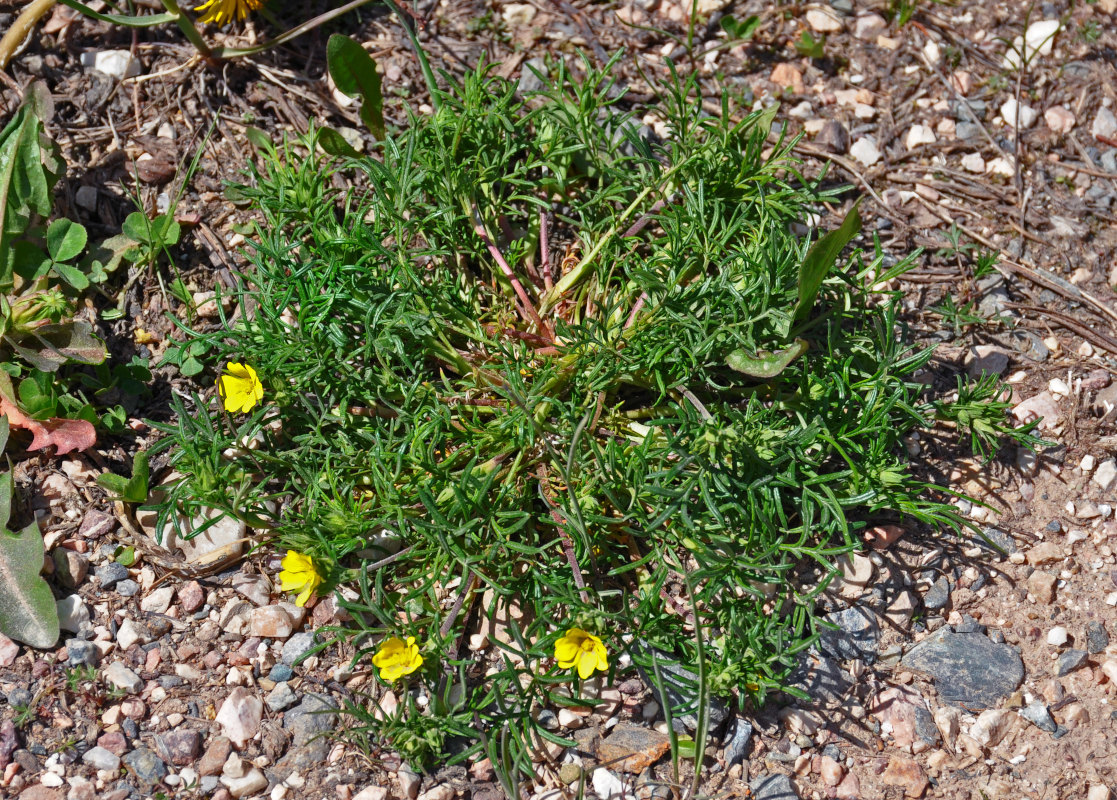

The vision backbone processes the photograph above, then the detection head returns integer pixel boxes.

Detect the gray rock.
[82,746,121,771]
[815,120,850,154]
[976,526,1018,556]
[122,748,167,785]
[914,706,941,746]
[955,121,981,140]
[281,632,319,666]
[818,606,880,663]
[104,661,143,694]
[1021,701,1057,733]
[923,577,951,610]
[518,58,548,96]
[95,562,129,588]
[163,729,202,765]
[1056,649,1088,676]
[116,579,140,597]
[724,717,753,766]
[901,630,1023,709]
[632,641,729,733]
[750,773,798,800]
[1102,149,1117,174]
[269,664,294,682]
[1086,621,1109,654]
[266,682,299,713]
[283,693,338,746]
[66,639,100,666]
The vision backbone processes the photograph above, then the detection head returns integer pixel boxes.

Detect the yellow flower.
[554,628,609,680]
[217,362,263,413]
[371,636,424,682]
[193,0,266,24]
[277,550,322,607]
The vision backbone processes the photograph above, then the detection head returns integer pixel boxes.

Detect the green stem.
[382,0,440,110]
[152,0,212,56]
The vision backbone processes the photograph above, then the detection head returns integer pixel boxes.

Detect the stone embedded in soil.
[158,507,247,563]
[854,12,886,40]
[1086,621,1109,654]
[0,634,18,667]
[65,639,99,667]
[835,770,860,800]
[1045,106,1075,134]
[976,526,1018,556]
[923,576,951,610]
[770,63,804,95]
[177,580,205,613]
[53,549,88,588]
[831,553,875,600]
[750,774,798,800]
[724,717,753,766]
[140,586,175,614]
[122,748,168,785]
[222,768,269,799]
[881,756,928,798]
[1020,701,1057,733]
[104,662,143,694]
[596,722,671,773]
[1027,570,1057,604]
[870,685,926,749]
[1092,108,1117,140]
[94,562,129,588]
[815,120,851,154]
[850,137,882,167]
[284,693,338,746]
[198,737,233,776]
[970,709,1015,747]
[266,682,299,712]
[818,606,880,663]
[216,688,263,748]
[905,125,936,150]
[17,787,63,800]
[966,345,1010,378]
[820,755,844,786]
[81,746,120,772]
[1026,541,1062,565]
[281,632,319,666]
[1046,626,1068,646]
[1056,649,1088,676]
[901,630,1023,709]
[57,595,90,634]
[250,606,298,639]
[163,729,203,765]
[1094,460,1117,492]
[805,7,843,32]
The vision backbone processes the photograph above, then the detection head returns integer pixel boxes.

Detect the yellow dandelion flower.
[554,627,609,680]
[371,636,424,682]
[193,0,266,25]
[277,550,322,607]
[217,362,263,414]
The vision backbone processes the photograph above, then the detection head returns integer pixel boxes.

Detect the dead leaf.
[0,396,96,456]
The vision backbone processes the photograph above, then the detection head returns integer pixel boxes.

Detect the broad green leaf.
[793,200,862,322]
[327,34,386,139]
[0,416,8,455]
[120,211,151,243]
[244,126,272,151]
[726,338,809,379]
[10,321,106,371]
[0,472,60,648]
[52,259,90,291]
[114,545,136,566]
[721,14,760,40]
[97,451,149,504]
[46,218,87,263]
[318,127,362,158]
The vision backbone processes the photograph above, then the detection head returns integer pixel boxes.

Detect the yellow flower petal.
[217,363,263,413]
[577,653,596,680]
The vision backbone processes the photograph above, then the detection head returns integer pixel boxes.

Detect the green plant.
[0,418,60,648]
[97,451,151,504]
[154,56,1036,776]
[795,30,826,58]
[1079,20,1101,43]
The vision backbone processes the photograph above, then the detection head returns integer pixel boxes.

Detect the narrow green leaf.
[327,34,386,139]
[0,416,8,456]
[793,200,862,322]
